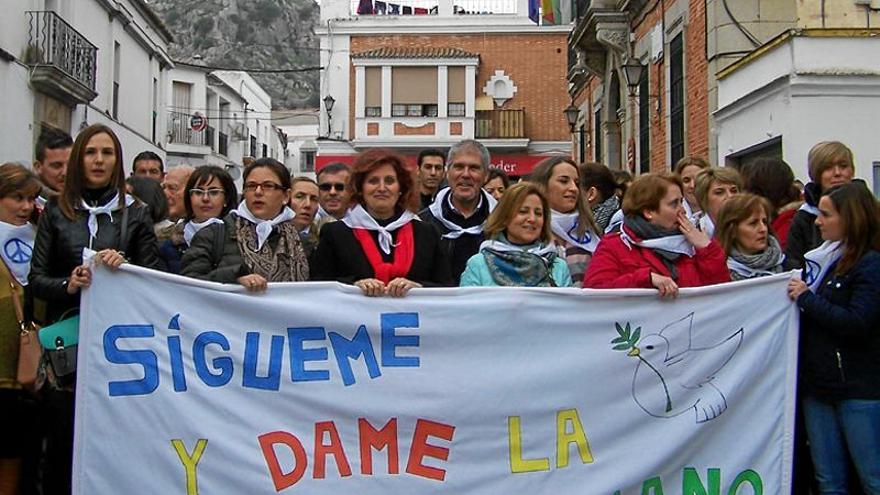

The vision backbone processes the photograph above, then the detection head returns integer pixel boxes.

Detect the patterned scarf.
[591,195,620,232]
[727,236,785,281]
[480,235,559,287]
[235,216,309,282]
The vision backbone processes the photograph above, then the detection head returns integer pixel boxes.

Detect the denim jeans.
[802,395,880,495]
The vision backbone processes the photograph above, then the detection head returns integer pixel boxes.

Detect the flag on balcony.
[559,0,572,23]
[528,0,539,23]
[414,7,428,14]
[375,1,387,14]
[541,0,555,23]
[357,0,374,14]
[388,3,400,14]
[402,5,412,14]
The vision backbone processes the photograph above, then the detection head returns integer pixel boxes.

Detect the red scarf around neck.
[351,223,415,284]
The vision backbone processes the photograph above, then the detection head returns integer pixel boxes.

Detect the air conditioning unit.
[229,122,248,141]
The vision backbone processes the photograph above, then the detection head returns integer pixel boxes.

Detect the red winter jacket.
[583,226,731,289]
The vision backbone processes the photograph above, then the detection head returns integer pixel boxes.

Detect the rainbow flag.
[541,0,555,23]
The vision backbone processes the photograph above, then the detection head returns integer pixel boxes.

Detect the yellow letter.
[172,439,208,495]
[507,416,550,473]
[556,408,593,468]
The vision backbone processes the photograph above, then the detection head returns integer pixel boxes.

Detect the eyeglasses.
[319,183,346,192]
[243,181,285,192]
[190,188,225,199]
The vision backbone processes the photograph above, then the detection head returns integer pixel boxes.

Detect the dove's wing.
[670,329,743,388]
[658,313,695,361]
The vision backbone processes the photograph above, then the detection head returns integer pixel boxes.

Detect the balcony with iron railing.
[26,11,98,104]
[350,0,517,15]
[167,111,208,147]
[475,109,525,139]
[206,126,216,152]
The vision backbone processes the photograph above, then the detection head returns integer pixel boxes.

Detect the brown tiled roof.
[351,47,479,59]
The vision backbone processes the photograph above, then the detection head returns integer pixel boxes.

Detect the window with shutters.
[391,67,438,117]
[670,33,685,167]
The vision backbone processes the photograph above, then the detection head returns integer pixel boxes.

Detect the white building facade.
[274,110,320,179]
[0,0,172,170]
[716,30,880,194]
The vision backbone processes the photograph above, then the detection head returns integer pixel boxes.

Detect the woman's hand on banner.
[787,278,808,300]
[238,274,268,292]
[67,265,92,294]
[96,249,126,269]
[355,278,387,297]
[387,278,422,298]
[651,272,679,298]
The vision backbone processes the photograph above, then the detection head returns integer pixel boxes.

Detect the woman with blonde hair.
[692,167,742,238]
[787,182,880,494]
[529,156,600,287]
[786,141,856,269]
[674,155,710,219]
[715,193,785,280]
[460,182,571,287]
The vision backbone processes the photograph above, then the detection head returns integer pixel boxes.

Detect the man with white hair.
[419,139,497,281]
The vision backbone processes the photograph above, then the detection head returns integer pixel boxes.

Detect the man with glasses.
[316,162,351,221]
[419,140,497,281]
[417,148,446,210]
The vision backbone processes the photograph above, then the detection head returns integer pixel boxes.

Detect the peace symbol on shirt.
[4,238,32,264]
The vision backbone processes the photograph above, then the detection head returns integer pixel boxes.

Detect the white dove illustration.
[627,313,743,423]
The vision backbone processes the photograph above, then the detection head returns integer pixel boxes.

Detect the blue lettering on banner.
[101,312,421,397]
[329,325,382,386]
[104,325,159,396]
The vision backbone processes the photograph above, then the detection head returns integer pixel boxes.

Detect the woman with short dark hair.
[312,149,451,296]
[484,168,510,201]
[787,182,880,494]
[460,182,571,287]
[182,158,308,290]
[584,173,730,296]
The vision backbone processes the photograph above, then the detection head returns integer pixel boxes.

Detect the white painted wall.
[716,35,880,192]
[0,0,170,171]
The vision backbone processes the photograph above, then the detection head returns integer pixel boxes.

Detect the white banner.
[74,265,798,494]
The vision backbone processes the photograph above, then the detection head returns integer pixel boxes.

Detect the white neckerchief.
[315,205,330,223]
[620,227,696,257]
[427,187,498,240]
[799,202,820,216]
[183,218,224,246]
[79,193,134,246]
[342,205,418,255]
[479,239,558,257]
[802,240,843,291]
[605,209,625,234]
[0,221,36,286]
[232,201,295,250]
[550,210,600,253]
[696,212,715,238]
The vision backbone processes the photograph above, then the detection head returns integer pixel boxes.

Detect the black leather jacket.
[28,190,160,323]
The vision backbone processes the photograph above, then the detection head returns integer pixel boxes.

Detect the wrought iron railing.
[475,109,525,139]
[167,111,208,146]
[26,11,97,92]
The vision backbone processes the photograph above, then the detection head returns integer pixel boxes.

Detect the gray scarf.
[623,214,686,280]
[727,236,785,281]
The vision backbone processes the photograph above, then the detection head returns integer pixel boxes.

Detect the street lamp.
[322,95,335,137]
[621,58,644,97]
[563,103,580,133]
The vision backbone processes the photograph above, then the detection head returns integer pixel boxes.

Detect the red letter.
[258,431,307,491]
[358,417,399,475]
[313,421,352,479]
[406,419,455,481]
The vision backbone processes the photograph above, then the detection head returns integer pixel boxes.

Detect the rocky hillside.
[148,0,320,109]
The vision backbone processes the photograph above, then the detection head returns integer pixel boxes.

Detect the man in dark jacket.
[419,140,496,282]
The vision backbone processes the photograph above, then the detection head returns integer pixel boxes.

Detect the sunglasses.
[319,183,346,192]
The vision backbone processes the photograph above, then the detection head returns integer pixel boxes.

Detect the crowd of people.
[0,124,878,494]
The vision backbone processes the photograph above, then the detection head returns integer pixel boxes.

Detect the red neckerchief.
[351,223,415,284]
